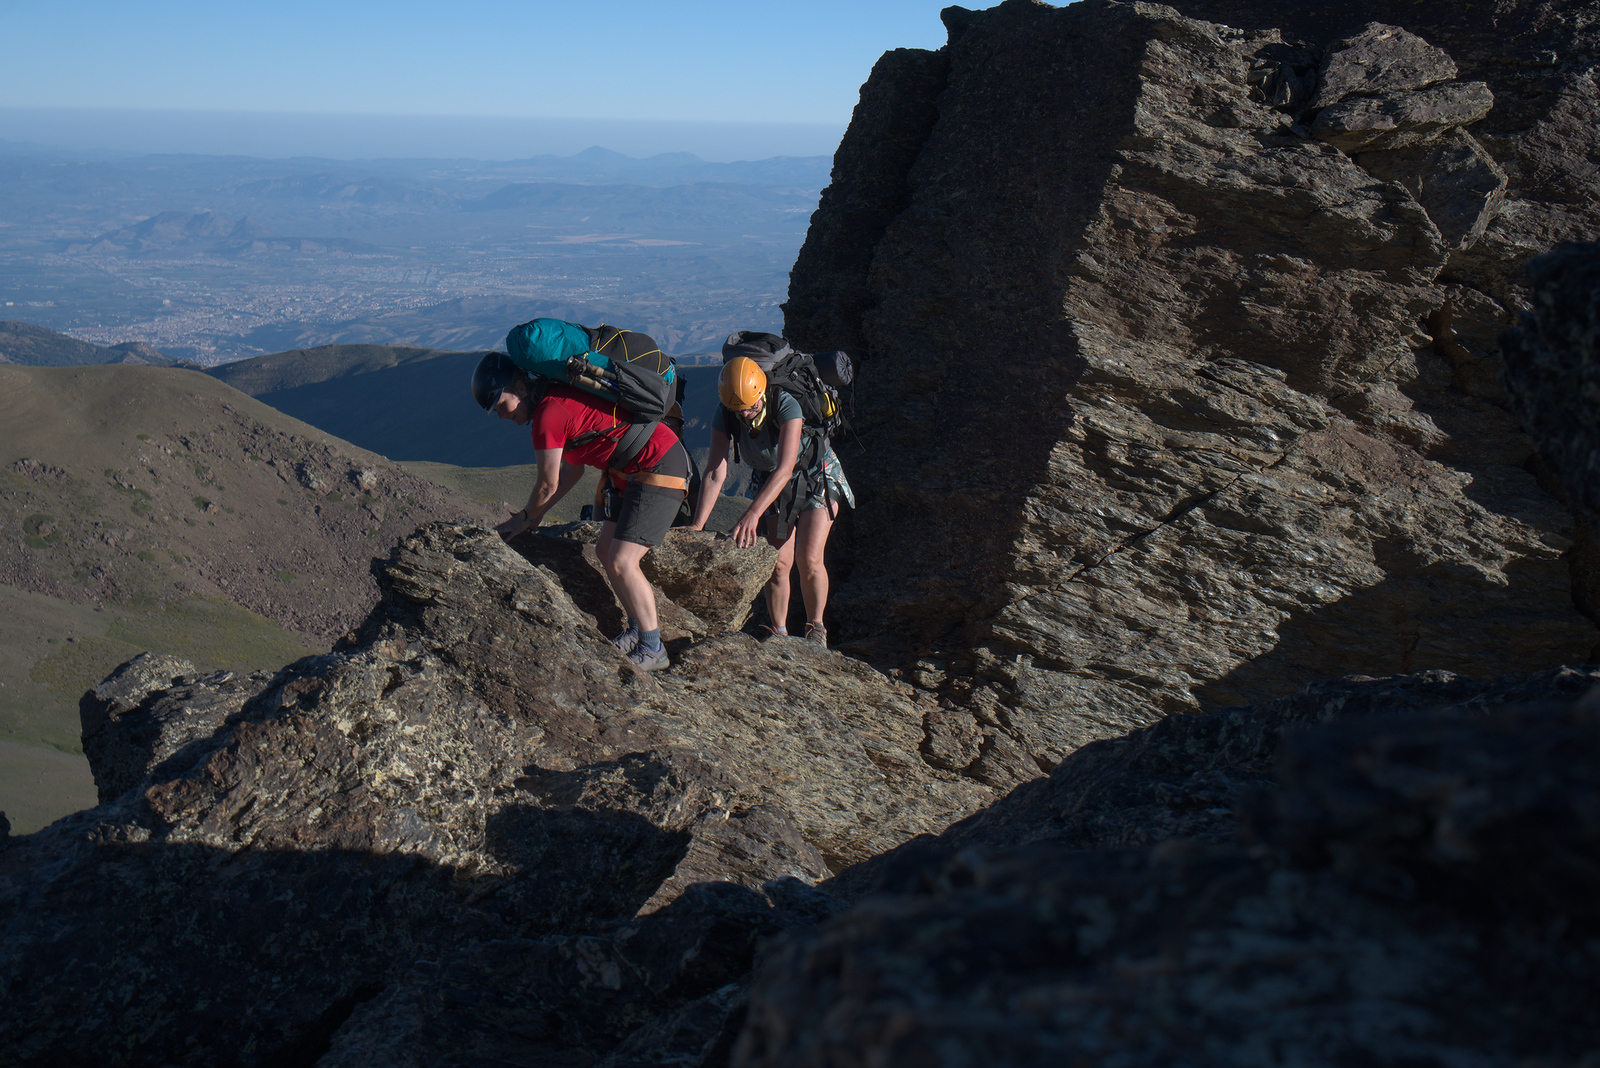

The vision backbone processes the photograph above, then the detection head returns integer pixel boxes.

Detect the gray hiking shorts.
[606,441,689,547]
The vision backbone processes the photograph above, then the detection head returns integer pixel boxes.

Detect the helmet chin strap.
[745,396,768,430]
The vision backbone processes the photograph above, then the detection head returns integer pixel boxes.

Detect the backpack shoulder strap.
[609,420,659,472]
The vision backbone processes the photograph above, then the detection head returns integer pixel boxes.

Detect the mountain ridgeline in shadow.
[0,320,190,367]
[204,341,730,467]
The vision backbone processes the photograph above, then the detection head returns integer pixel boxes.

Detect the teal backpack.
[505,318,678,421]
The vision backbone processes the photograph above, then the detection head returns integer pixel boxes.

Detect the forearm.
[522,461,583,523]
[690,464,728,529]
[745,473,787,518]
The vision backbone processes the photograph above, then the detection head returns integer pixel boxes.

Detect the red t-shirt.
[529,383,677,474]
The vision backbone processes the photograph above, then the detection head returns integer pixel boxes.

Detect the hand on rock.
[732,510,761,548]
[496,513,532,540]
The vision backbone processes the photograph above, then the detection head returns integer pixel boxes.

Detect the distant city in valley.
[0,142,833,364]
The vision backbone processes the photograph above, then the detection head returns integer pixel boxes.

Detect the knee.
[797,541,828,575]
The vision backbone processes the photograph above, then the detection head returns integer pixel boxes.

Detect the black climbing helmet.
[471,351,522,411]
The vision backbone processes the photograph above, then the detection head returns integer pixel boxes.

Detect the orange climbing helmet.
[718,356,767,410]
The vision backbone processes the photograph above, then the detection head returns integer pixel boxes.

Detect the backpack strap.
[568,419,659,472]
[609,419,659,472]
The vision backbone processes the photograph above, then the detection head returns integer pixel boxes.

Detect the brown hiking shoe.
[804,622,828,648]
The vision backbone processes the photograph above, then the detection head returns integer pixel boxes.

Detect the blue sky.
[0,1,963,158]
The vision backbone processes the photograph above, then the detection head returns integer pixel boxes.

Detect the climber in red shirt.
[475,359,688,672]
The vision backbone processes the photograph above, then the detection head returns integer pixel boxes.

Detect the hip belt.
[608,468,688,492]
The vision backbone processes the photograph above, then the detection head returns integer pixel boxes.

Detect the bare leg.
[598,523,659,633]
[765,519,797,632]
[792,505,834,626]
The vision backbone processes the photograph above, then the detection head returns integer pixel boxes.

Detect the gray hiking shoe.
[805,622,828,648]
[611,627,640,655]
[627,641,670,671]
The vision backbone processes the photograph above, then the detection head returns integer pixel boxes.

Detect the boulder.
[79,653,277,804]
[739,666,1600,1067]
[783,0,1597,772]
[1354,129,1508,251]
[1161,0,1600,313]
[513,522,777,638]
[1308,22,1461,109]
[1311,79,1494,152]
[0,524,993,1066]
[642,528,778,630]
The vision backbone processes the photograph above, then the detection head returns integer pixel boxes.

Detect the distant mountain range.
[0,144,814,361]
[0,321,190,367]
[71,210,381,257]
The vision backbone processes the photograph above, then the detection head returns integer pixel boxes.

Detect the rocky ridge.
[2,1,1599,1065]
[0,522,993,1065]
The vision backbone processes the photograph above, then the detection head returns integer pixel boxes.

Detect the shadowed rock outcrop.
[738,666,1600,1067]
[785,0,1599,771]
[0,524,989,1066]
[1501,241,1600,630]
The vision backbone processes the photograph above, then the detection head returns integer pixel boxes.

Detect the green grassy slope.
[0,583,318,834]
[0,363,499,833]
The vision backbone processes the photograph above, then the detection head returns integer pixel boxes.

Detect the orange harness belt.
[609,468,689,492]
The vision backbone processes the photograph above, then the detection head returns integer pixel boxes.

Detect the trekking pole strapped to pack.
[506,317,678,421]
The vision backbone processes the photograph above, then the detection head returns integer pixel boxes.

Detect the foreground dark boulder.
[0,524,989,1066]
[739,666,1600,1067]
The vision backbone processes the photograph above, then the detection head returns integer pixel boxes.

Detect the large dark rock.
[738,667,1600,1067]
[0,524,991,1066]
[1162,0,1600,308]
[1501,241,1600,530]
[828,663,1600,897]
[784,0,1599,772]
[79,653,277,804]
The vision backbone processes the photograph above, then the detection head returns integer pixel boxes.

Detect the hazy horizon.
[0,107,845,165]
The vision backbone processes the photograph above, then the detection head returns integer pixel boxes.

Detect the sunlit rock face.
[786,0,1600,768]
